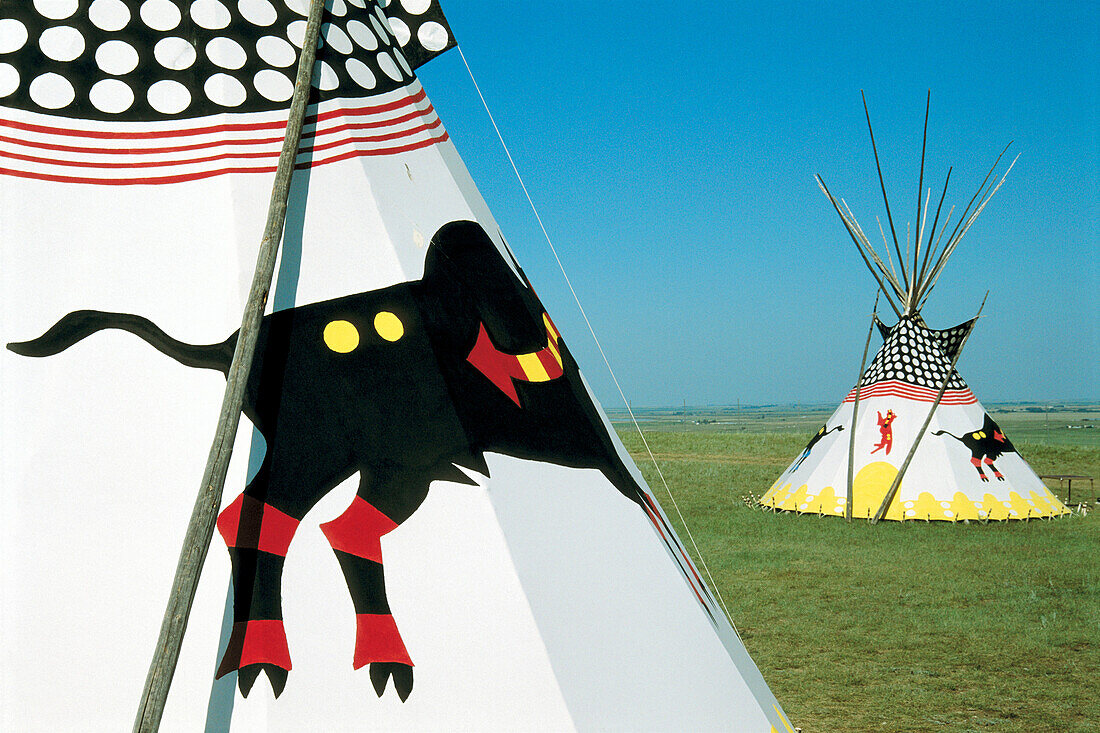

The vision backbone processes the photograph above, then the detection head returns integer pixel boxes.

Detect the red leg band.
[217,619,292,677]
[320,497,398,563]
[353,614,413,668]
[217,494,300,556]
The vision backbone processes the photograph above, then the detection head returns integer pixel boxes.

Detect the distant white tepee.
[761,94,1068,522]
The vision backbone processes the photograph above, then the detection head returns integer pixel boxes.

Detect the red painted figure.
[871,409,896,454]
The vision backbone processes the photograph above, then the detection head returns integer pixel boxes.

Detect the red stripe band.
[639,494,711,611]
[0,117,444,171]
[843,380,977,405]
[0,89,430,141]
[0,131,449,186]
[0,105,439,157]
[0,86,449,185]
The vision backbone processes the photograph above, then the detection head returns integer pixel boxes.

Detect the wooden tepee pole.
[871,293,988,523]
[915,145,1015,310]
[133,1,326,729]
[913,166,953,294]
[816,175,903,318]
[846,292,880,521]
[862,91,909,296]
[912,91,931,305]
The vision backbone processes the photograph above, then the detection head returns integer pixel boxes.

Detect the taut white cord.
[456,46,740,637]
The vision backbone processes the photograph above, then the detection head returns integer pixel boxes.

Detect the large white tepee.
[0,1,792,730]
[761,96,1068,523]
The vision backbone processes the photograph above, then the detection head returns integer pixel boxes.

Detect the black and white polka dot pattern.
[860,315,974,391]
[0,0,455,121]
[378,0,455,69]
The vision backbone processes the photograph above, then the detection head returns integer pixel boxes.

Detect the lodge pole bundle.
[816,92,1016,322]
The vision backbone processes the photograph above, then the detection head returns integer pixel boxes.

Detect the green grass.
[616,428,1100,732]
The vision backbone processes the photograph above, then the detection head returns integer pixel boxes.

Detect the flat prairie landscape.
[613,403,1099,732]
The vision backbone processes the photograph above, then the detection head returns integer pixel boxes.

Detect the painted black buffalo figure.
[933,414,1017,482]
[7,220,684,701]
[790,423,844,472]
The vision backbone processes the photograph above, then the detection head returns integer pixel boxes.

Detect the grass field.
[614,406,1099,732]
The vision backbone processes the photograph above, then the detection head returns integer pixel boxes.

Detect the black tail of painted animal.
[930,429,961,441]
[6,310,234,373]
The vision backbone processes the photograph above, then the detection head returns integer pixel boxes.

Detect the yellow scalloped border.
[760,474,1070,521]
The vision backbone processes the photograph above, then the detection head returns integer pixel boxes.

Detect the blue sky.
[417,1,1098,407]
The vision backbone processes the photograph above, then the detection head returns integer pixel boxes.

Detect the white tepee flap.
[0,2,790,730]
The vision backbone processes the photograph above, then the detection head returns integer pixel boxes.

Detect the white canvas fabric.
[762,316,1067,521]
[1,2,791,730]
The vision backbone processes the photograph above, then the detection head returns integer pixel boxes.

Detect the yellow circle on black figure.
[374,311,404,342]
[323,320,360,353]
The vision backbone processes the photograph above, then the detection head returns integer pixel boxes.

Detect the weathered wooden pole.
[846,292,880,521]
[133,1,326,729]
[871,293,987,524]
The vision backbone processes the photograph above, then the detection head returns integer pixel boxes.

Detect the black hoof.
[237,664,288,698]
[369,662,414,702]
